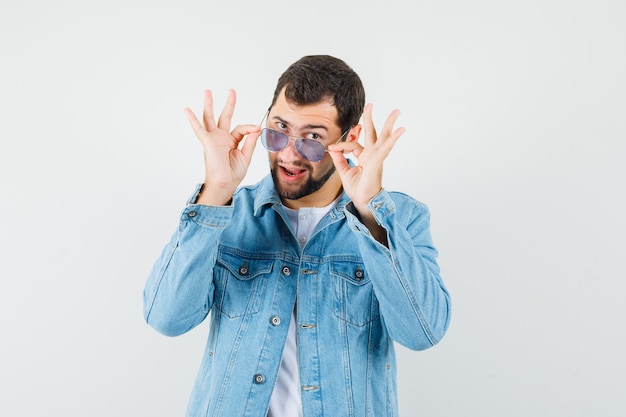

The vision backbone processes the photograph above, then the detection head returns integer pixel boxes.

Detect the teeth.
[284,167,302,176]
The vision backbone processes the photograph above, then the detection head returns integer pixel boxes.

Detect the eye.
[305,132,322,141]
[276,122,288,132]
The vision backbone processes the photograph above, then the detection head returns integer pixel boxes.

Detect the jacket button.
[270,316,281,326]
[254,374,265,384]
[354,269,364,280]
[281,266,291,276]
[238,266,249,275]
[187,210,197,218]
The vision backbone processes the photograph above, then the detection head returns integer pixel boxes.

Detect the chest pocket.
[214,251,272,318]
[331,262,380,326]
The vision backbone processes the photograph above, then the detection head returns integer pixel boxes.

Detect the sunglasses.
[259,112,350,162]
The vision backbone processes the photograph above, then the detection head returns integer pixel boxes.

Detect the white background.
[1,0,624,416]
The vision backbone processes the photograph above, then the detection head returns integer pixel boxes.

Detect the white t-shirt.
[266,200,338,417]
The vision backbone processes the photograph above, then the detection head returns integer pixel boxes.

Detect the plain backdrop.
[1,1,624,416]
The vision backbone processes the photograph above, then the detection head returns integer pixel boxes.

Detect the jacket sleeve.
[344,190,451,351]
[143,191,234,337]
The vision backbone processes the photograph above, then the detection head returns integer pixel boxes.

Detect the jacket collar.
[253,174,351,217]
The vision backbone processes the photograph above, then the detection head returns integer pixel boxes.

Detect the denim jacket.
[143,175,451,417]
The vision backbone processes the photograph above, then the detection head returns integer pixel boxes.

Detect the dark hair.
[270,55,365,132]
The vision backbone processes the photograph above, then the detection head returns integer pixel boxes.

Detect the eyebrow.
[271,116,329,133]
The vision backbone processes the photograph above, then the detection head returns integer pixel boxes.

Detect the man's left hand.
[328,103,405,244]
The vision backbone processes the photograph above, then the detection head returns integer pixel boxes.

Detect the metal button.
[354,269,364,280]
[254,374,265,384]
[187,210,197,218]
[281,266,291,276]
[270,316,281,326]
[238,266,249,275]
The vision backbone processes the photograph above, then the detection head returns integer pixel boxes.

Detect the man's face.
[267,89,346,209]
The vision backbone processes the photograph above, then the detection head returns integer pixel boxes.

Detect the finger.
[240,130,261,164]
[217,89,236,131]
[379,109,402,143]
[231,124,261,144]
[362,103,377,147]
[328,149,352,177]
[375,127,405,161]
[328,141,364,157]
[184,107,206,138]
[202,90,217,130]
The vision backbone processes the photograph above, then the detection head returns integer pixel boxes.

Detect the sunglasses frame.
[259,110,350,162]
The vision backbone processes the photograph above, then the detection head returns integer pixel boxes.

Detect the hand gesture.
[184,89,261,206]
[328,103,405,213]
[327,104,404,245]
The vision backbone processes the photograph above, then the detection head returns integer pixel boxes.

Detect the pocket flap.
[217,251,274,281]
[330,262,368,285]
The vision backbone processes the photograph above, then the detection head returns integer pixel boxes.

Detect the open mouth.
[279,165,308,181]
[283,166,306,177]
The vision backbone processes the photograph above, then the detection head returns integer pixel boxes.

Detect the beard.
[270,160,337,201]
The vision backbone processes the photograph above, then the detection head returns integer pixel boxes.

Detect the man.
[144,55,451,417]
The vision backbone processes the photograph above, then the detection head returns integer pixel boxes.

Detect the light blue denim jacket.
[144,175,451,417]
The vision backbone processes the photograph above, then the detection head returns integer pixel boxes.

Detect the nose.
[277,137,303,162]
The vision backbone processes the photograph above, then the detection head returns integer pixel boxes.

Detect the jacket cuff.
[344,189,396,235]
[367,189,396,223]
[186,184,205,205]
[181,184,234,227]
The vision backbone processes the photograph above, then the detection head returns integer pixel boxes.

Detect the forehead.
[269,89,340,132]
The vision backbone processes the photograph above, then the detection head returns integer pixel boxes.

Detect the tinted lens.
[296,139,326,162]
[261,128,327,162]
[261,129,289,151]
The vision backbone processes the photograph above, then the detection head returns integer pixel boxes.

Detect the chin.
[271,165,336,201]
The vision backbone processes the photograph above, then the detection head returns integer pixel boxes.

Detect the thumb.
[240,130,261,164]
[328,150,351,177]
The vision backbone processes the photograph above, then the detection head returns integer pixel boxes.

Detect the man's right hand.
[184,89,261,206]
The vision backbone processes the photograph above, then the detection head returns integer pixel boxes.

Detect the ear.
[345,124,362,143]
